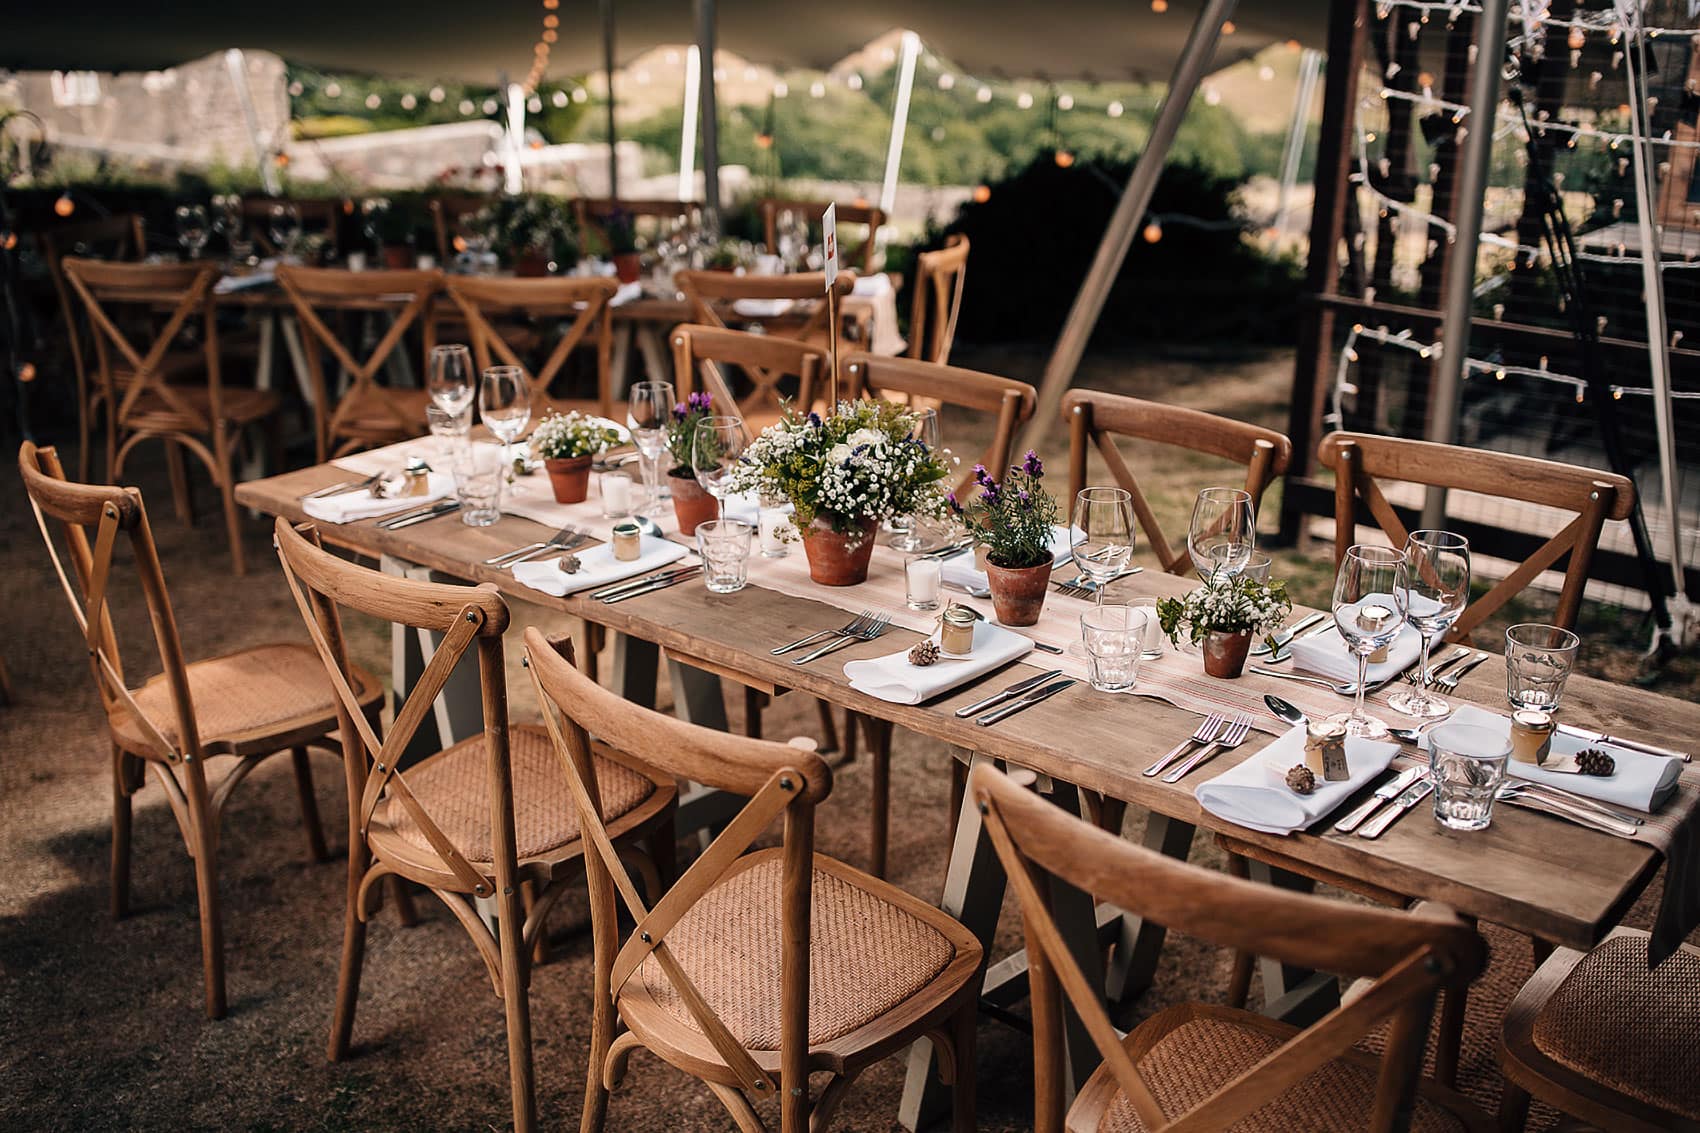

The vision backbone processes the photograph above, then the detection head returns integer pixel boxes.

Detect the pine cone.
[556,553,582,575]
[908,640,940,667]
[1576,747,1615,776]
[1285,765,1317,794]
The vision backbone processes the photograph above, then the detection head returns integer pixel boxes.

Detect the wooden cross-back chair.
[575,197,700,245]
[19,442,381,1019]
[970,763,1492,1133]
[39,214,146,482]
[1063,389,1294,577]
[1318,431,1636,639]
[676,272,853,419]
[273,520,675,1133]
[63,257,280,575]
[670,323,829,421]
[445,274,620,419]
[758,198,885,273]
[276,265,443,461]
[524,628,982,1133]
[427,193,490,262]
[242,196,341,258]
[907,235,970,365]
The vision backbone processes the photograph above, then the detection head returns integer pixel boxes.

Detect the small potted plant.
[1156,573,1292,678]
[530,411,622,504]
[603,210,642,284]
[704,238,746,272]
[729,401,948,586]
[478,194,579,276]
[950,453,1058,626]
[664,391,723,535]
[363,195,426,268]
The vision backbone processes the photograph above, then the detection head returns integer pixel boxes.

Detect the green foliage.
[1156,575,1292,647]
[476,193,579,267]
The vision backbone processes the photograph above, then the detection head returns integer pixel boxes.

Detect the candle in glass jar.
[601,473,633,517]
[906,556,942,609]
[758,508,790,556]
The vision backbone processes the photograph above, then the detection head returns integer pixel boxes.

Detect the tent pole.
[679,46,701,204]
[1273,48,1322,235]
[224,49,280,196]
[880,30,922,217]
[601,0,618,201]
[1020,0,1238,455]
[504,82,526,195]
[695,0,721,225]
[1419,0,1508,530]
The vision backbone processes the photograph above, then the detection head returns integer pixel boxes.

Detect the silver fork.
[1163,714,1253,783]
[773,610,875,656]
[1434,651,1491,691]
[486,525,589,567]
[1054,567,1143,599]
[792,612,891,664]
[1144,713,1225,777]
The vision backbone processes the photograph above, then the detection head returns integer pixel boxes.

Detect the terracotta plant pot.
[613,251,642,284]
[984,559,1051,627]
[544,455,593,504]
[381,244,413,269]
[801,517,878,586]
[669,472,719,536]
[1203,630,1253,679]
[513,250,549,277]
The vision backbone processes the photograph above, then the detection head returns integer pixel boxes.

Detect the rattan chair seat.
[333,387,433,439]
[124,386,281,431]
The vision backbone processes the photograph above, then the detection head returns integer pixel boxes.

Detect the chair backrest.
[61,257,222,435]
[1062,389,1294,577]
[845,352,1036,497]
[670,324,828,423]
[524,626,831,1104]
[427,193,490,262]
[242,196,341,257]
[758,198,885,272]
[1317,431,1636,639]
[676,271,853,413]
[276,265,443,461]
[575,197,700,245]
[444,275,620,418]
[907,235,970,364]
[969,763,1484,1133]
[274,517,516,901]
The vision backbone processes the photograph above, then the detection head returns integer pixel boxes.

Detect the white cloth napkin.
[1290,606,1426,683]
[510,536,688,598]
[851,274,893,298]
[940,526,1073,591]
[609,281,644,307]
[302,473,454,524]
[1445,705,1681,812]
[1195,725,1401,835]
[214,267,277,294]
[732,297,795,318]
[844,620,1034,705]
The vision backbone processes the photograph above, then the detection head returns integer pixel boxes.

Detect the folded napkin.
[851,273,893,298]
[1445,705,1682,812]
[510,536,688,597]
[1290,604,1426,684]
[302,473,453,524]
[941,526,1074,591]
[732,297,795,319]
[214,267,277,294]
[610,281,644,307]
[1195,725,1401,835]
[844,621,1034,705]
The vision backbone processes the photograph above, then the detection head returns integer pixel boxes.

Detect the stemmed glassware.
[174,205,209,260]
[693,415,751,519]
[428,344,476,414]
[1329,544,1407,739]
[478,365,531,474]
[1187,487,1256,581]
[1390,530,1470,719]
[628,380,676,516]
[1070,487,1135,607]
[267,203,302,261]
[889,408,941,552]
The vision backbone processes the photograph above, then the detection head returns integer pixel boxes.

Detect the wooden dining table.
[236,459,1700,1129]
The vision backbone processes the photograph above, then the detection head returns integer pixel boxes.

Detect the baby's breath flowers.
[1156,573,1292,650]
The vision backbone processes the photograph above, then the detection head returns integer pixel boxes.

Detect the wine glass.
[479,365,532,474]
[1070,487,1135,606]
[889,408,941,552]
[1329,544,1407,739]
[629,380,676,516]
[692,415,750,519]
[1188,487,1256,581]
[1389,530,1470,719]
[428,344,476,415]
[267,202,302,260]
[174,205,209,260]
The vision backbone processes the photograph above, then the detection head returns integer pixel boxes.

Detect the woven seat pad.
[1096,1016,1468,1133]
[1530,934,1700,1118]
[126,385,279,428]
[385,726,654,864]
[636,854,955,1050]
[110,642,357,754]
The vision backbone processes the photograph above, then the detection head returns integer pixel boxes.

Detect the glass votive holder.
[905,554,943,611]
[426,401,472,440]
[1505,623,1580,711]
[758,501,793,557]
[1242,550,1273,584]
[599,470,635,518]
[696,519,752,594]
[1128,595,1166,660]
[1080,604,1150,692]
[450,444,503,527]
[1427,722,1512,831]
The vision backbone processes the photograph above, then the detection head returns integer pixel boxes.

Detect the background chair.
[274,521,674,1133]
[242,196,341,259]
[906,235,970,365]
[970,762,1491,1133]
[427,193,489,263]
[525,627,982,1133]
[758,198,885,273]
[20,442,380,1019]
[575,197,700,247]
[445,274,620,419]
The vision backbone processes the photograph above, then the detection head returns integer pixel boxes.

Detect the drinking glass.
[479,365,532,473]
[1505,624,1580,710]
[1188,487,1256,581]
[905,554,943,611]
[757,496,792,557]
[1427,722,1512,831]
[1389,530,1470,719]
[174,204,209,260]
[628,380,676,515]
[1080,604,1150,692]
[428,344,476,415]
[696,519,753,593]
[1241,550,1273,584]
[693,415,750,519]
[1329,544,1407,739]
[267,202,302,259]
[451,445,504,526]
[425,402,472,441]
[889,408,941,552]
[1070,487,1135,606]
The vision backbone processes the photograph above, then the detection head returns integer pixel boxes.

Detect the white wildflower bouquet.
[727,401,949,533]
[1156,573,1292,649]
[530,411,621,461]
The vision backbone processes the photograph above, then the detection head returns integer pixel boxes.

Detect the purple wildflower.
[973,463,991,486]
[1023,450,1043,477]
[671,402,688,420]
[946,491,961,513]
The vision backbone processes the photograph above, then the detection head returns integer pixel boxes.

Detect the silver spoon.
[1263,694,1445,745]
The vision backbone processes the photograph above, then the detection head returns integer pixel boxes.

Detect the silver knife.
[381,501,461,529]
[1269,617,1337,662]
[955,669,1064,718]
[600,568,702,603]
[1556,724,1690,763]
[1252,611,1327,656]
[590,566,697,600]
[1334,766,1425,833]
[1357,779,1434,839]
[975,678,1076,726]
[920,540,974,560]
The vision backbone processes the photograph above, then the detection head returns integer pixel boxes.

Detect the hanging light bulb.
[755,133,773,150]
[54,192,75,217]
[552,90,568,108]
[1017,91,1034,109]
[1142,219,1162,243]
[847,73,864,91]
[1054,150,1075,168]
[1150,0,1167,10]
[973,184,992,203]
[1107,100,1124,118]
[1057,92,1073,110]
[976,86,992,103]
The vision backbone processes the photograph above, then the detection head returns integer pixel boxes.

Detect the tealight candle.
[758,508,790,557]
[1357,602,1394,663]
[601,472,634,517]
[906,556,942,610]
